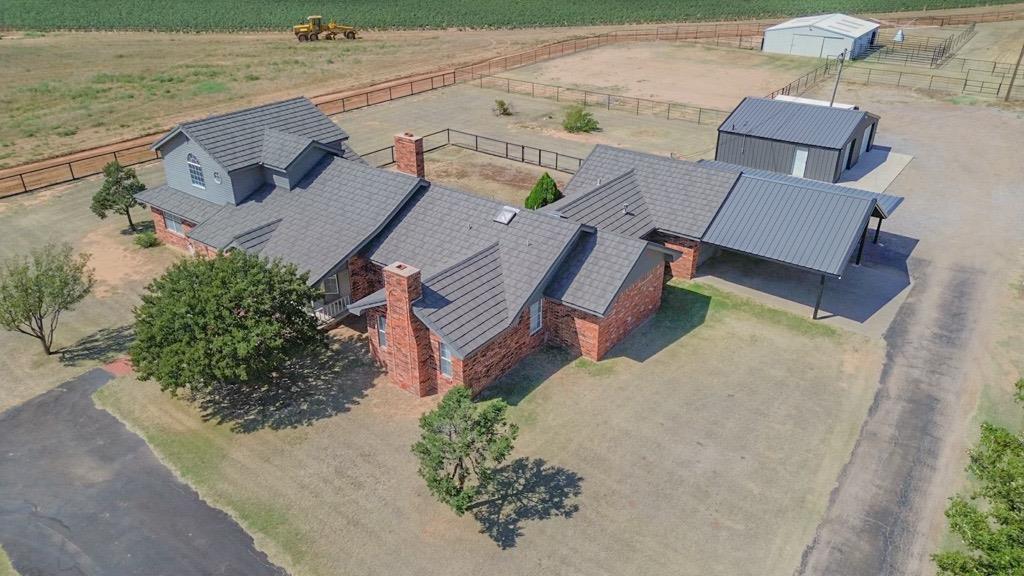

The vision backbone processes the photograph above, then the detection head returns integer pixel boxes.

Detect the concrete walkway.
[0,369,286,576]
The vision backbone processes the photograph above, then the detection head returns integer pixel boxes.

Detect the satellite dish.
[893,29,905,43]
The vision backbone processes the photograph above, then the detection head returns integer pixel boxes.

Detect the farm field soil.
[500,42,818,110]
[0,162,178,413]
[96,282,882,576]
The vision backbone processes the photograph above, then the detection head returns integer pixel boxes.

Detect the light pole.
[830,49,848,107]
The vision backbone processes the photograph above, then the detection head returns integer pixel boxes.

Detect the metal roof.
[134,184,225,224]
[187,156,423,285]
[703,173,876,277]
[765,13,879,38]
[154,97,348,172]
[719,97,872,149]
[699,160,903,218]
[555,145,739,238]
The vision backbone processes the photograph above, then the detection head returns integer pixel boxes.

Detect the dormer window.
[187,153,206,189]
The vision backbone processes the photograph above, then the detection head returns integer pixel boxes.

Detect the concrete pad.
[837,145,914,192]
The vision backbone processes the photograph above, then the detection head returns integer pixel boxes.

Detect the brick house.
[136,97,903,397]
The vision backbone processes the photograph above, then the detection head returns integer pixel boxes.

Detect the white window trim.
[187,153,206,189]
[164,213,185,236]
[438,342,453,378]
[323,276,339,295]
[376,315,388,348]
[529,300,543,334]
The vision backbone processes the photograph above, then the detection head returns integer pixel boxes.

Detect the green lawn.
[0,546,16,576]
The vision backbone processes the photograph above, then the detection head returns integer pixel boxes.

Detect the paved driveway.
[0,369,286,576]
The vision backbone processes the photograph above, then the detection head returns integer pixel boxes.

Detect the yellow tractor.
[292,16,357,42]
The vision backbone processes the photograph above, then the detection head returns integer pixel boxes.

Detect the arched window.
[187,153,205,188]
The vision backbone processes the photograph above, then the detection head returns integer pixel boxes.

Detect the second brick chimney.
[382,262,435,396]
[394,132,425,177]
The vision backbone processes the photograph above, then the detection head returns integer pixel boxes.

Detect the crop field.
[1,0,1021,31]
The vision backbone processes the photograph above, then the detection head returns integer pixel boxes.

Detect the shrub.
[562,105,599,133]
[493,99,513,116]
[525,172,562,210]
[134,231,160,248]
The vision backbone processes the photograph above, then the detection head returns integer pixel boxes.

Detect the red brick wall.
[349,255,383,301]
[458,307,546,395]
[394,133,425,178]
[648,231,700,280]
[151,207,194,251]
[380,263,435,397]
[545,263,663,360]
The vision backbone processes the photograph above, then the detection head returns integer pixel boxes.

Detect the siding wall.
[716,133,840,182]
[762,27,862,58]
[159,134,235,205]
[230,165,265,204]
[833,115,880,180]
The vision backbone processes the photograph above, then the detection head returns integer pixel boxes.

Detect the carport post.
[856,225,868,265]
[873,216,883,244]
[813,275,826,320]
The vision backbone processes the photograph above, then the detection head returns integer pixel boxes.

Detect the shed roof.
[186,155,422,285]
[719,97,874,149]
[702,173,876,277]
[153,97,348,172]
[765,13,879,38]
[554,145,739,238]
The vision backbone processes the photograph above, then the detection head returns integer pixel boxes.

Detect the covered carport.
[700,169,903,319]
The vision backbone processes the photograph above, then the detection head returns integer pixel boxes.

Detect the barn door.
[860,124,873,155]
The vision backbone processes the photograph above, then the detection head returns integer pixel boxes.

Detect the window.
[187,153,205,189]
[376,315,388,348]
[791,147,808,178]
[164,213,184,236]
[439,342,452,377]
[323,276,339,295]
[529,300,543,334]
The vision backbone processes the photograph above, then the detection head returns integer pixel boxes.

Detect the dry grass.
[421,145,571,207]
[96,281,882,576]
[0,162,179,413]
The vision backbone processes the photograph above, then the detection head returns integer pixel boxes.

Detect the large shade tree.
[91,161,145,232]
[0,243,94,355]
[131,250,324,394]
[412,386,518,514]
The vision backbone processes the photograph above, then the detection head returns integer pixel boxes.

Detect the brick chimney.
[382,262,435,396]
[394,132,425,177]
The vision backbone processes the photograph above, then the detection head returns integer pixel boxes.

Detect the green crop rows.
[0,0,1019,31]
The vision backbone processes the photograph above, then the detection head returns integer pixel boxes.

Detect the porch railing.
[312,295,351,326]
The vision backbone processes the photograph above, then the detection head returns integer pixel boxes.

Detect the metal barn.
[762,14,879,59]
[715,97,880,184]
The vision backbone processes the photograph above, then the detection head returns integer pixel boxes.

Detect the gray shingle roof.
[360,183,583,356]
[187,156,422,285]
[260,128,314,170]
[703,173,876,277]
[556,145,739,238]
[551,171,654,237]
[545,230,654,316]
[134,184,224,224]
[699,159,903,218]
[718,97,871,149]
[157,97,348,172]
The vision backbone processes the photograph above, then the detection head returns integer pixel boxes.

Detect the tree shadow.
[197,333,380,433]
[470,457,583,549]
[476,346,575,406]
[59,325,134,366]
[119,219,155,235]
[605,282,710,362]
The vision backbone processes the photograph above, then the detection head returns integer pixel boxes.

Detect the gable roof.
[699,160,903,218]
[702,173,876,277]
[153,97,348,172]
[186,155,422,285]
[554,145,739,239]
[765,13,879,38]
[260,128,315,170]
[719,97,873,149]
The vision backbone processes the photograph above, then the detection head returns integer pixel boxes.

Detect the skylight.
[493,206,519,225]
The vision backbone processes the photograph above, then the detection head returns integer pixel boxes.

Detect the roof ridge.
[181,97,308,129]
[421,241,501,285]
[738,172,876,204]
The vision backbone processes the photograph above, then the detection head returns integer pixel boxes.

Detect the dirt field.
[500,42,817,110]
[947,20,1024,61]
[0,162,179,413]
[96,281,882,576]
[421,146,571,207]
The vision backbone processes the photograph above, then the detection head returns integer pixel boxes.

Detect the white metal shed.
[762,14,879,59]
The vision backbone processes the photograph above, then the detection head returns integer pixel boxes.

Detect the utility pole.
[830,49,848,106]
[1004,42,1024,102]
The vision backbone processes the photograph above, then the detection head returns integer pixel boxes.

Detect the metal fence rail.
[841,64,1014,97]
[766,59,836,99]
[471,74,730,125]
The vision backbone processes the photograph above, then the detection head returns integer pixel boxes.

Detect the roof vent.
[622,202,631,215]
[493,206,519,225]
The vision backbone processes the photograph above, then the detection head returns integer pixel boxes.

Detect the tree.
[562,104,599,133]
[92,161,145,232]
[525,172,563,210]
[130,250,324,395]
[0,243,94,355]
[933,379,1024,575]
[412,386,518,514]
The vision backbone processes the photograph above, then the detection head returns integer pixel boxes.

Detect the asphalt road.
[0,368,287,576]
